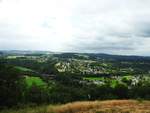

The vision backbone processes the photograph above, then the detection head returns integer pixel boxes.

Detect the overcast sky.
[0,0,150,55]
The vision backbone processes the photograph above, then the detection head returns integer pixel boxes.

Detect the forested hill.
[53,52,150,61]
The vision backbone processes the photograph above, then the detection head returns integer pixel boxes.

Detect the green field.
[15,66,33,72]
[6,55,25,59]
[110,79,119,88]
[122,75,133,80]
[24,76,46,87]
[84,77,104,81]
[84,77,120,87]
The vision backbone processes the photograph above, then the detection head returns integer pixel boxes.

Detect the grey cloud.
[1,0,150,55]
[67,35,138,53]
[134,21,150,38]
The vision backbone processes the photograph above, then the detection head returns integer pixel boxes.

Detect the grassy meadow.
[24,76,46,87]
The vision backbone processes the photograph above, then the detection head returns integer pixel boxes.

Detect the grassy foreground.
[1,100,150,113]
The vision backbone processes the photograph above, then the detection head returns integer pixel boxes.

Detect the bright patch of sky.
[0,0,150,55]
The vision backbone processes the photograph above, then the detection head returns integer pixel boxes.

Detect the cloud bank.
[0,0,150,55]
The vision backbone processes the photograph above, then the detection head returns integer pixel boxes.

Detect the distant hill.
[53,52,150,61]
[0,50,53,55]
[86,53,150,61]
[1,50,150,61]
[0,51,3,55]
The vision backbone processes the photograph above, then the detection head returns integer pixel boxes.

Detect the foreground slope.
[1,100,150,113]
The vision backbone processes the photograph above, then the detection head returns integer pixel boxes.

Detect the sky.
[0,0,150,55]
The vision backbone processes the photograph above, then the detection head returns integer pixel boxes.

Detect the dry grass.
[49,100,150,113]
[1,100,150,113]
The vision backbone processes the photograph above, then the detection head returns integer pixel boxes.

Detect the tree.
[0,64,23,107]
[114,83,128,99]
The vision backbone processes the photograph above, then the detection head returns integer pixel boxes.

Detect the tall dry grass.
[50,100,150,113]
[1,100,150,113]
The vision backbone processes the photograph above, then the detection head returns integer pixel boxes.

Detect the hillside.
[1,52,150,109]
[1,100,150,113]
